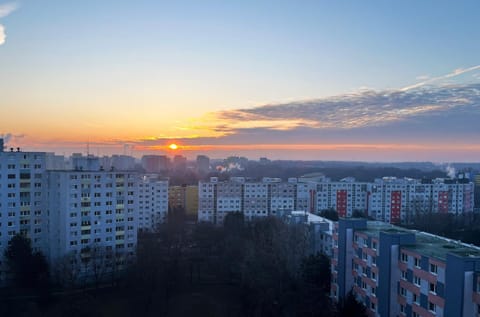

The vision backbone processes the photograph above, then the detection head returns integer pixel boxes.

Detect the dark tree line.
[1,210,367,316]
[405,212,480,246]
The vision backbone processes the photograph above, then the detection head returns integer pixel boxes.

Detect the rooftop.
[403,231,480,261]
[357,220,480,261]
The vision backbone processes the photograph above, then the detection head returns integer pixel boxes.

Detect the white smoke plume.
[445,164,456,179]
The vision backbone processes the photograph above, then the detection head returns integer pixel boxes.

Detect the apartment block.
[332,218,480,317]
[0,149,47,281]
[368,177,474,224]
[314,178,369,217]
[46,170,139,269]
[169,185,198,217]
[198,177,315,224]
[138,175,168,231]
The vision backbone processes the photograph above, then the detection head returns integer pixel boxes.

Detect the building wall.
[139,177,168,231]
[0,151,47,282]
[46,171,139,270]
[334,218,480,317]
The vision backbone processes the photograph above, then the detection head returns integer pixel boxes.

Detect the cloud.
[0,24,5,45]
[197,83,480,138]
[401,64,480,91]
[0,2,19,46]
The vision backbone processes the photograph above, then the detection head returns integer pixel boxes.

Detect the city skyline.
[1,1,480,161]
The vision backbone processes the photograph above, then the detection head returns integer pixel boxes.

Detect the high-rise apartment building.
[314,178,369,217]
[198,177,316,224]
[332,218,480,317]
[368,177,474,224]
[169,185,198,218]
[196,155,210,175]
[138,175,168,231]
[46,171,139,268]
[141,155,162,173]
[198,176,474,225]
[0,148,47,281]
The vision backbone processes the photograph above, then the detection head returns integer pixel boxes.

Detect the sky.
[1,0,480,161]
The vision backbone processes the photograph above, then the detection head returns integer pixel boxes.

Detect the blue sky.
[0,0,479,161]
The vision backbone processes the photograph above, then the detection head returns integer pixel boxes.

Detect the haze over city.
[1,1,479,161]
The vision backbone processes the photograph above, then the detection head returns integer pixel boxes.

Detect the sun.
[168,143,178,150]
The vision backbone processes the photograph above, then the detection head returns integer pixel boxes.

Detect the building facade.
[198,176,474,225]
[332,218,480,317]
[169,185,198,218]
[138,175,168,231]
[46,170,139,269]
[198,177,316,224]
[0,149,47,281]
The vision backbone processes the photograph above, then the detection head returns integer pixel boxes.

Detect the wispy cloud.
[0,2,19,46]
[401,64,480,91]
[195,83,480,137]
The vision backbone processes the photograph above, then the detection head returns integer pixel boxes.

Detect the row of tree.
[1,209,367,316]
[405,212,480,246]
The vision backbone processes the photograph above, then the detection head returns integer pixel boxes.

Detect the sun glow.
[168,143,178,150]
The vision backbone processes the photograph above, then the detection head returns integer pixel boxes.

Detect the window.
[429,302,436,312]
[401,270,407,280]
[430,263,438,274]
[370,302,376,311]
[401,253,408,262]
[429,282,437,293]
[413,293,419,304]
[414,257,420,267]
[400,304,405,313]
[372,271,376,280]
[414,276,421,286]
[400,287,406,296]
[372,241,377,250]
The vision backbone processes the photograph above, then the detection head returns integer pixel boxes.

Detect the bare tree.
[52,251,82,289]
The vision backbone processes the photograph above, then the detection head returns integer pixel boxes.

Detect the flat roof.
[356,221,480,261]
[403,231,480,261]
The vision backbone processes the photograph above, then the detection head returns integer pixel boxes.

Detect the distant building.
[259,157,270,164]
[333,218,480,317]
[198,176,474,225]
[142,155,169,173]
[111,155,136,170]
[196,155,210,175]
[198,177,316,224]
[158,155,170,173]
[168,185,199,218]
[70,154,101,171]
[173,155,187,173]
[138,175,169,231]
[46,153,66,170]
[367,177,474,224]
